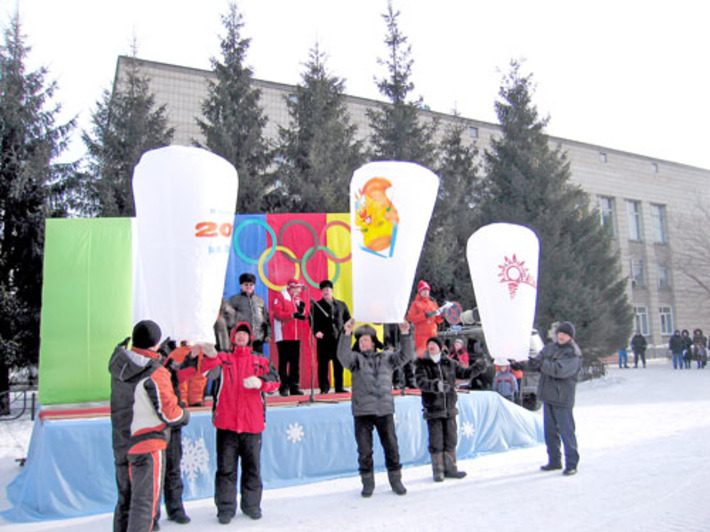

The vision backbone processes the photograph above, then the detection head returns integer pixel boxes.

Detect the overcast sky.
[3,0,709,170]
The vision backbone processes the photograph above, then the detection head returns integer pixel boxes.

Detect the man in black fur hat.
[311,279,351,394]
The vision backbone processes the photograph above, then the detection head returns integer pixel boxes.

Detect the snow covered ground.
[1,358,709,531]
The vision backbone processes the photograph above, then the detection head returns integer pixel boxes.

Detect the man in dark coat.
[337,319,412,497]
[630,332,647,368]
[227,273,271,354]
[415,336,486,481]
[311,279,351,394]
[525,321,581,476]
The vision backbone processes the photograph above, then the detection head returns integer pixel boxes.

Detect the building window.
[597,196,616,237]
[651,162,659,173]
[657,264,671,289]
[659,306,674,335]
[651,204,668,244]
[634,306,649,336]
[288,93,298,103]
[626,200,643,241]
[600,152,608,163]
[468,126,478,139]
[630,258,646,288]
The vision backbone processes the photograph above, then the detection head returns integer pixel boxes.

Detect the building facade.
[116,56,710,350]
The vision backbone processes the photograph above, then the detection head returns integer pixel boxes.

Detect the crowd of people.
[668,328,708,370]
[109,276,583,531]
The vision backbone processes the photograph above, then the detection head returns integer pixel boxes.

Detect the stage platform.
[3,391,543,522]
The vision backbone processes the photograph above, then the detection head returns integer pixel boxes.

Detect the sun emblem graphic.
[498,254,537,299]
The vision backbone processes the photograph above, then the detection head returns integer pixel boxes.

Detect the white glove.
[438,301,453,313]
[195,342,217,358]
[243,376,262,389]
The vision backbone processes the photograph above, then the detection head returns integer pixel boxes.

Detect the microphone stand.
[298,293,337,406]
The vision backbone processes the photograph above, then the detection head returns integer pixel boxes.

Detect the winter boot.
[444,451,467,479]
[360,472,375,498]
[431,452,445,482]
[387,469,407,495]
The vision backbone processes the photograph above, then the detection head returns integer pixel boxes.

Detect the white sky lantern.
[350,161,439,323]
[467,223,539,362]
[133,146,238,344]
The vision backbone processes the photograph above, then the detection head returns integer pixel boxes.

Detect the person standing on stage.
[337,318,413,497]
[311,279,351,394]
[228,273,271,354]
[273,278,309,396]
[403,280,443,388]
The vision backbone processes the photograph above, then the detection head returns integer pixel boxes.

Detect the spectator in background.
[493,361,519,402]
[228,273,271,354]
[669,330,684,370]
[631,332,647,368]
[448,338,469,367]
[681,329,692,369]
[618,347,629,369]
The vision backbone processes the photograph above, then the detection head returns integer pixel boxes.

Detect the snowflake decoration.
[461,421,475,439]
[286,422,305,443]
[498,254,537,299]
[181,435,210,482]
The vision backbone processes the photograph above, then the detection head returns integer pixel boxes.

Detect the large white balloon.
[133,146,238,344]
[467,223,539,361]
[350,161,439,322]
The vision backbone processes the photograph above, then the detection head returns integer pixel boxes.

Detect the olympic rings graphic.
[233,218,277,265]
[258,246,301,292]
[232,217,352,291]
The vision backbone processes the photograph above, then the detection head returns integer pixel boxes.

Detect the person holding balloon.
[273,278,310,396]
[338,318,413,497]
[188,322,280,525]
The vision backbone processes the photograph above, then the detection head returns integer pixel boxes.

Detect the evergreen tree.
[196,2,274,213]
[82,47,174,217]
[0,15,77,407]
[367,1,437,166]
[477,60,632,359]
[418,117,480,308]
[274,44,365,213]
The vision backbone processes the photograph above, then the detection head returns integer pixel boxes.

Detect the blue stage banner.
[3,393,543,522]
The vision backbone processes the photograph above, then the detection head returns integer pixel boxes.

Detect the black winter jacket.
[415,356,485,420]
[526,339,581,409]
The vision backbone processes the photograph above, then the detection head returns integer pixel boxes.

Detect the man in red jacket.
[272,278,310,396]
[198,322,280,525]
[109,320,189,532]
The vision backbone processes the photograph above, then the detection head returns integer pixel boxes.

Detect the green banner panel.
[38,218,133,404]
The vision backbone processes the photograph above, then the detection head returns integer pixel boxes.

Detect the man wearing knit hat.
[109,320,189,531]
[524,321,582,476]
[272,278,310,396]
[402,280,443,388]
[311,279,351,394]
[227,272,271,354]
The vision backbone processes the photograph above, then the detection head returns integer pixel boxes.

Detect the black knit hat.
[319,279,333,290]
[557,321,576,338]
[132,320,162,349]
[239,272,256,284]
[230,321,253,347]
[426,336,443,350]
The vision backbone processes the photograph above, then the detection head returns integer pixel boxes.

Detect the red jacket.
[272,289,310,342]
[201,343,279,434]
[406,294,443,355]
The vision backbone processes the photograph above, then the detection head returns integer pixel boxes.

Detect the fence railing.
[0,389,36,421]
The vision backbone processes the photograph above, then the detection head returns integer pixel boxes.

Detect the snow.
[1,359,709,531]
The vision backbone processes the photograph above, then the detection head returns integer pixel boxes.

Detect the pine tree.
[0,15,77,407]
[82,47,174,217]
[274,44,365,213]
[419,117,480,307]
[478,60,632,359]
[196,2,274,213]
[367,1,437,166]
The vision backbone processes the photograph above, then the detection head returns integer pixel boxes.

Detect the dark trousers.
[426,416,458,453]
[215,428,262,518]
[543,403,579,469]
[252,339,265,355]
[114,449,164,532]
[277,340,301,391]
[316,337,344,392]
[162,427,185,519]
[633,350,646,368]
[393,360,416,388]
[354,414,401,474]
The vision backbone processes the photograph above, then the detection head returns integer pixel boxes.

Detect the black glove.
[178,408,190,427]
[293,312,306,321]
[118,336,130,349]
[425,311,436,318]
[473,358,487,373]
[297,301,306,313]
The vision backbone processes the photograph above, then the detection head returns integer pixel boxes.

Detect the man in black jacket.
[525,321,581,476]
[311,279,351,394]
[228,273,271,354]
[630,332,647,368]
